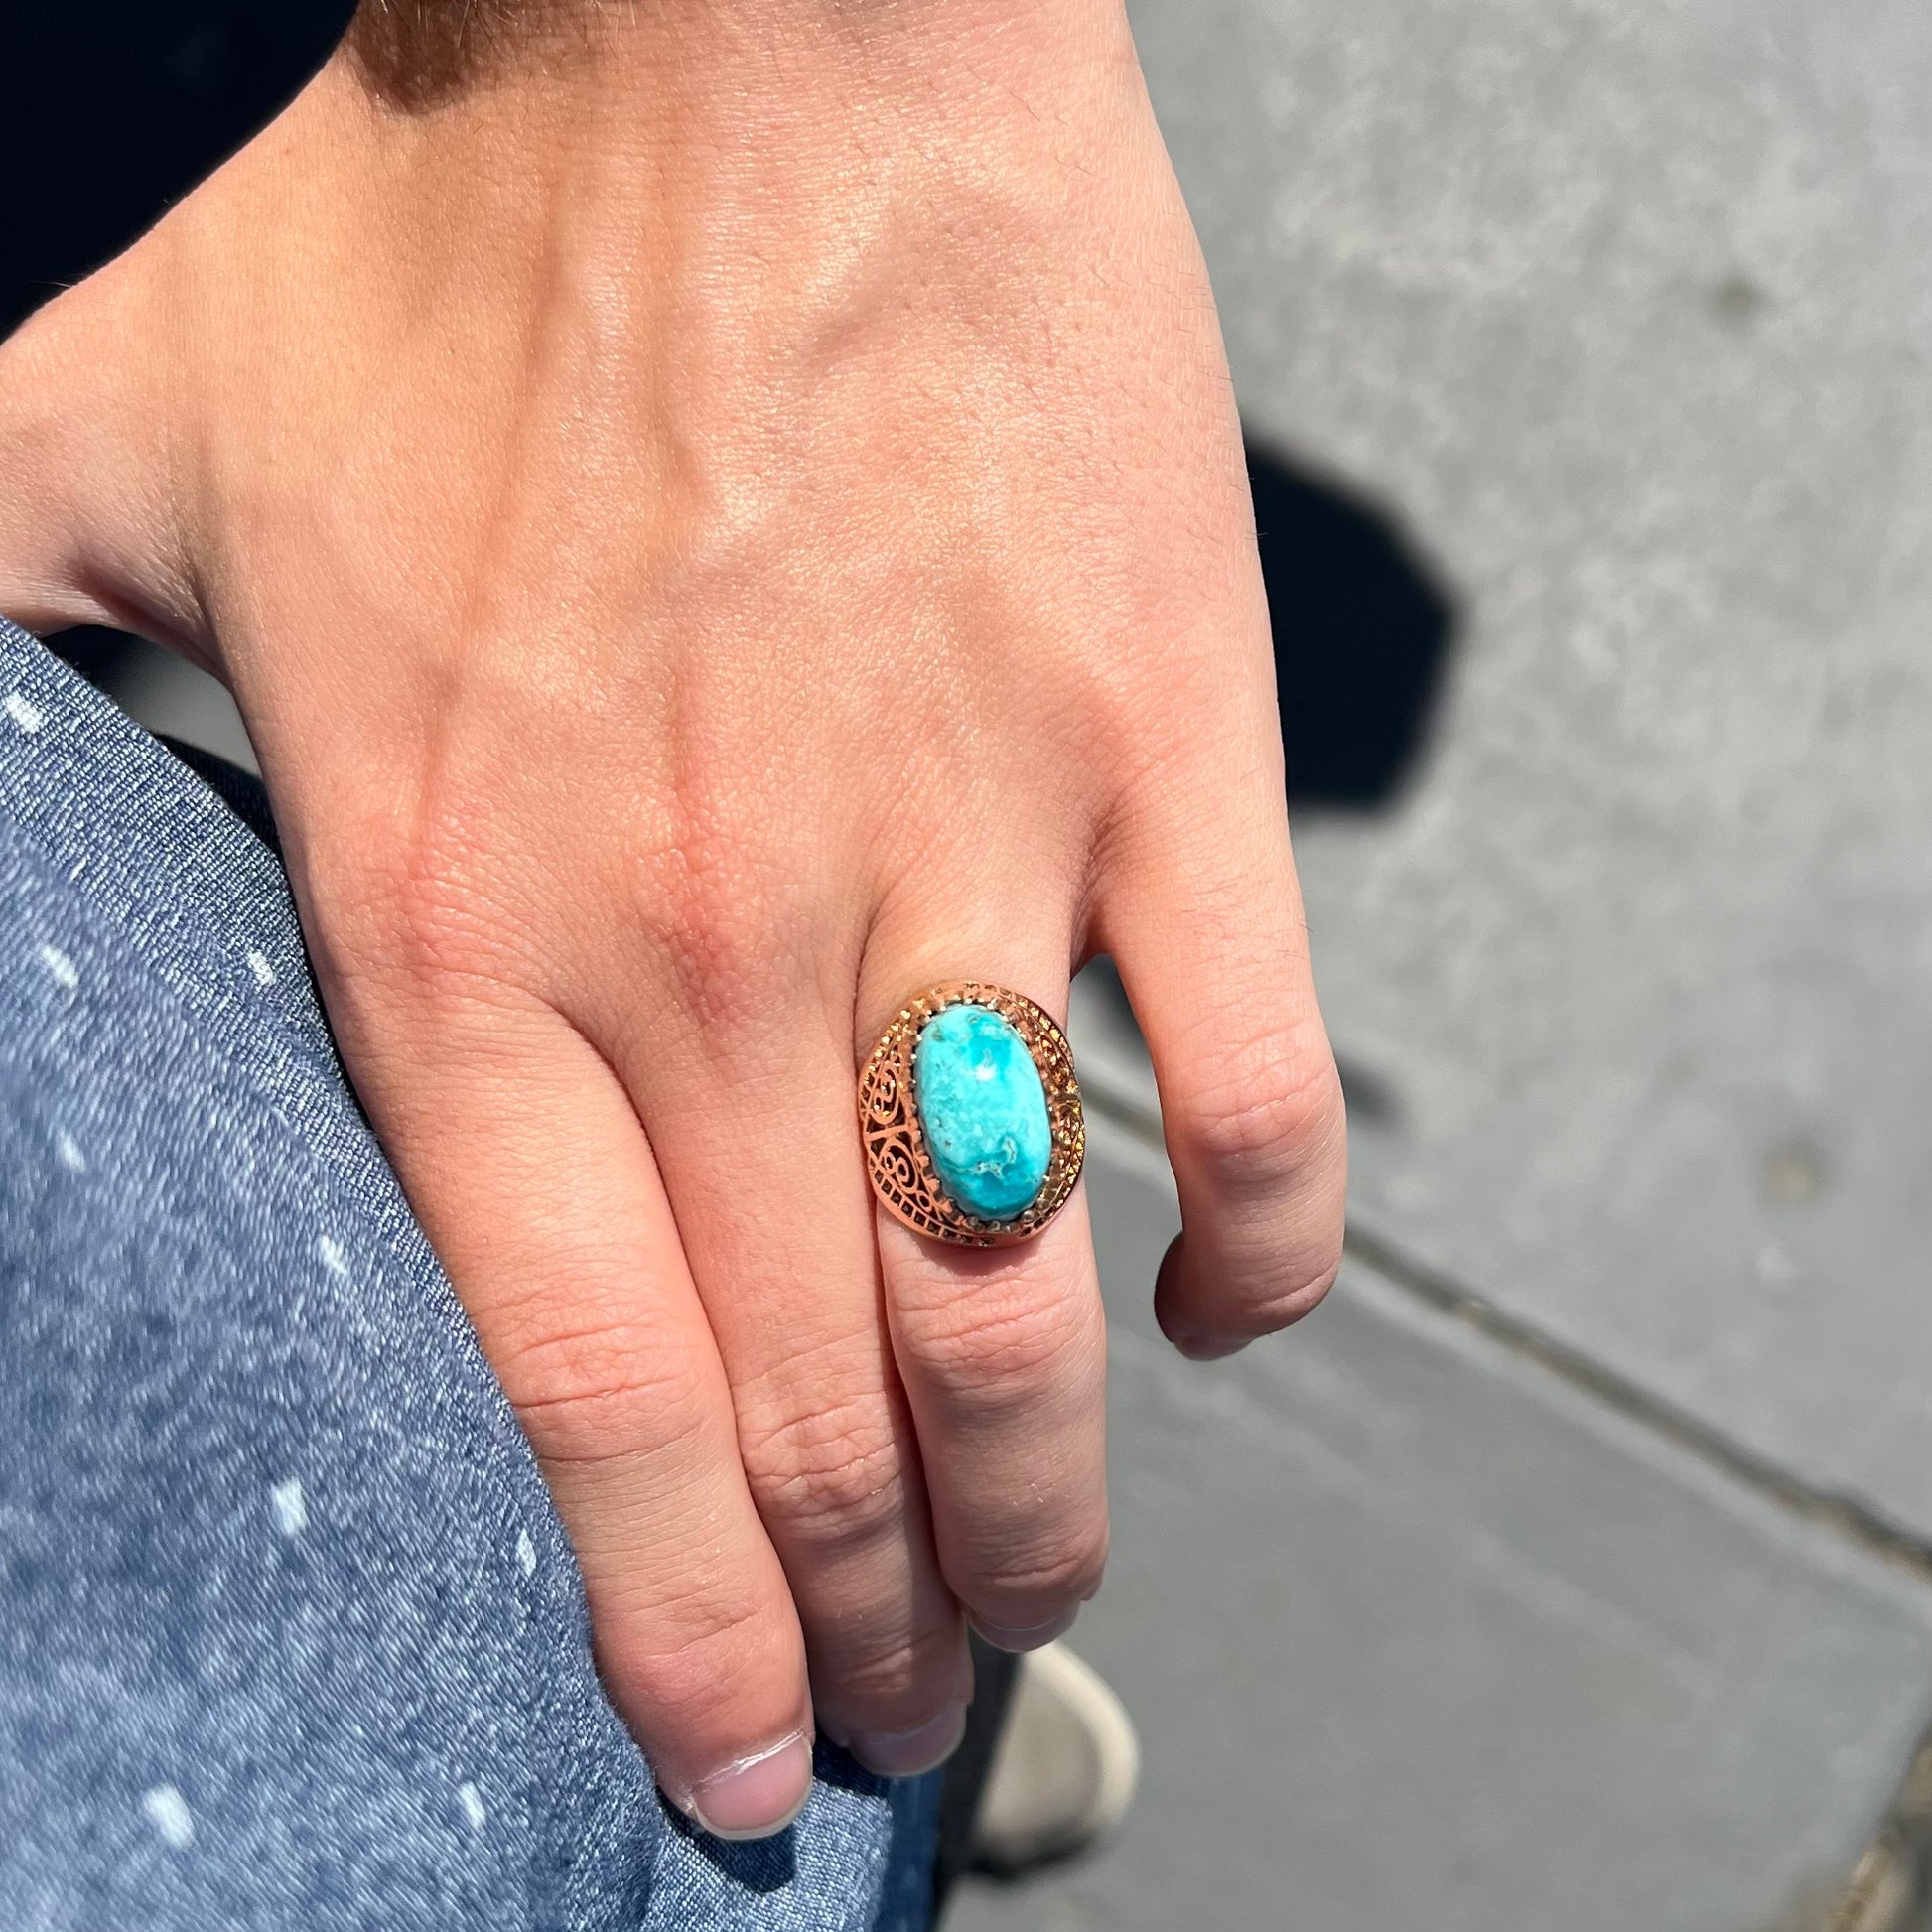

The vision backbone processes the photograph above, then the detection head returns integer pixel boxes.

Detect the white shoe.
[970,1641,1141,1875]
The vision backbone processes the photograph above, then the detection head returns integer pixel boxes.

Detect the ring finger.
[856,909,1110,1652]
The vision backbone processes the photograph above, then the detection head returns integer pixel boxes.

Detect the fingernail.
[850,1704,969,1778]
[972,1607,1078,1653]
[686,1732,814,1841]
[1185,1336,1253,1361]
[1168,1323,1252,1361]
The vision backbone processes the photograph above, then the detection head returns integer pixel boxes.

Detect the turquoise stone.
[913,1003,1052,1222]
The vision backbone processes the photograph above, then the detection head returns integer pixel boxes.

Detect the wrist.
[292,0,1145,346]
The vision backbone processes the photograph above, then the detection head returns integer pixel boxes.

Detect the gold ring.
[860,982,1084,1248]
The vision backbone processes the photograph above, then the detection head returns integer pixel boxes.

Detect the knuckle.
[736,1395,906,1552]
[608,1563,770,1668]
[825,1619,974,1723]
[494,1311,718,1466]
[630,798,810,1036]
[307,799,551,1032]
[897,1284,1098,1423]
[387,831,508,983]
[1173,1023,1344,1194]
[1242,1241,1344,1333]
[602,1581,795,1735]
[967,1524,1111,1623]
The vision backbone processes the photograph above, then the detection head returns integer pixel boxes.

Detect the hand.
[0,0,1345,1837]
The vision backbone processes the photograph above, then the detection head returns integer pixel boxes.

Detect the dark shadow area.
[662,1801,799,1894]
[1248,436,1458,810]
[4,1,353,698]
[43,630,136,687]
[1,0,353,339]
[933,1633,1024,1908]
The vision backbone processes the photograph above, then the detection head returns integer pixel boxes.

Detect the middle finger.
[598,973,974,1776]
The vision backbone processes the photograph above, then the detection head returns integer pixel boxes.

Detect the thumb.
[0,259,205,655]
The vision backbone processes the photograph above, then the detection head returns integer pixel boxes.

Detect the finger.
[336,987,817,1837]
[857,922,1110,1653]
[1104,784,1347,1357]
[598,980,974,1780]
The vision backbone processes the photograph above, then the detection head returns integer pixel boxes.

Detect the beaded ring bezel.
[859,982,1085,1249]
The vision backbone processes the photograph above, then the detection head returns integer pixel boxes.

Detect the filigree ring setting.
[859,983,1084,1249]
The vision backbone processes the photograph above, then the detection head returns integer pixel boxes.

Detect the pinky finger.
[345,995,816,1837]
[1101,799,1346,1356]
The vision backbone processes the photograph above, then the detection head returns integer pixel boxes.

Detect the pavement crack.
[1340,1218,1932,1585]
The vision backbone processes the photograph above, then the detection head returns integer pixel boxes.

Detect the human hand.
[0,0,1345,1838]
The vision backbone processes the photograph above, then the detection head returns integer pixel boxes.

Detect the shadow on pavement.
[1248,437,1459,812]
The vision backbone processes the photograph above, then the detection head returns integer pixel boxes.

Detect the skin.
[0,0,1345,1839]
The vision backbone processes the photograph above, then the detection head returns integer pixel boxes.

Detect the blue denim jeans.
[0,616,939,1931]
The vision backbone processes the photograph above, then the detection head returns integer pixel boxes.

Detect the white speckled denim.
[0,618,939,1932]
